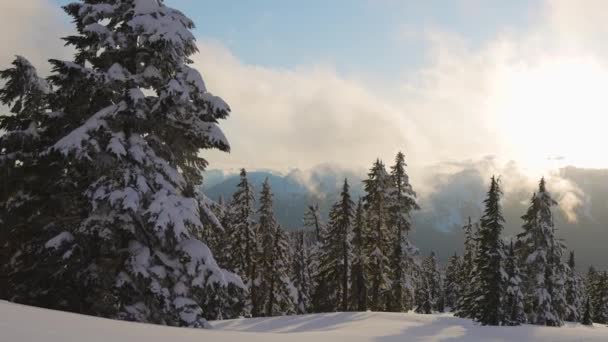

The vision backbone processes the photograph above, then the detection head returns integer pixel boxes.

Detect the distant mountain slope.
[202,165,608,270]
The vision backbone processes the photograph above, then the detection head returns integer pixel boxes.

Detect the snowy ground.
[2,300,607,342]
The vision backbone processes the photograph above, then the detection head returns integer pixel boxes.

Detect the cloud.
[0,0,71,73]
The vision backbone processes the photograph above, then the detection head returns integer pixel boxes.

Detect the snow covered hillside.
[3,301,607,342]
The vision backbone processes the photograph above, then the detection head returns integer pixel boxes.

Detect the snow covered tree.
[387,152,419,312]
[503,241,525,325]
[516,178,564,326]
[471,176,506,325]
[349,198,368,311]
[304,203,324,243]
[592,272,608,324]
[565,251,584,322]
[454,217,478,317]
[257,179,295,316]
[425,251,444,312]
[363,159,392,311]
[314,179,354,312]
[414,266,432,314]
[582,296,593,325]
[586,266,600,322]
[291,230,312,314]
[0,56,66,305]
[3,0,246,327]
[444,253,461,310]
[224,168,258,315]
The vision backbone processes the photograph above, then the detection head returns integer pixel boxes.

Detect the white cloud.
[0,0,71,73]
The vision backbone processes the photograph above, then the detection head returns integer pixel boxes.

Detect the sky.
[3,0,608,224]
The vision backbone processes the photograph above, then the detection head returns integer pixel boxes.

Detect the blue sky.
[54,0,538,80]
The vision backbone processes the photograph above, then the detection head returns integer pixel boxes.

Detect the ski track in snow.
[2,300,607,341]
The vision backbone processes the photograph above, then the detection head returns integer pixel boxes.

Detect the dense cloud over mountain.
[204,162,607,270]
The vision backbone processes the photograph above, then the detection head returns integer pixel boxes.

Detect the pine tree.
[291,230,312,314]
[349,199,368,311]
[444,253,461,310]
[363,159,392,311]
[454,217,477,317]
[387,152,419,312]
[224,168,259,316]
[582,296,593,325]
[565,251,583,322]
[503,241,525,325]
[425,251,444,312]
[414,265,432,314]
[0,56,68,305]
[3,1,245,327]
[267,226,297,316]
[593,272,608,324]
[257,179,295,316]
[471,176,505,325]
[314,179,354,312]
[517,178,564,326]
[586,266,600,321]
[304,203,324,243]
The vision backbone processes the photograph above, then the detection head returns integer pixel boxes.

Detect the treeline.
[208,153,421,316]
[211,166,607,327]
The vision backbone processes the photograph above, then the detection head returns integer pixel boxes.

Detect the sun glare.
[490,57,608,175]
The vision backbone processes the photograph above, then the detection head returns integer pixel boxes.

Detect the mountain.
[202,164,608,270]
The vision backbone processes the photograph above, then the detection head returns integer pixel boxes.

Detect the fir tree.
[387,152,419,312]
[363,159,392,311]
[225,169,258,316]
[454,217,477,317]
[291,230,312,314]
[503,241,525,325]
[444,253,461,310]
[304,203,324,243]
[2,0,244,327]
[471,176,505,325]
[517,178,564,326]
[586,266,600,321]
[425,251,444,312]
[414,266,432,314]
[582,296,593,325]
[565,251,583,322]
[349,199,368,311]
[593,272,608,324]
[257,179,295,316]
[314,179,354,312]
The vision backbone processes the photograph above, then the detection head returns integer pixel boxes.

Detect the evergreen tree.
[516,178,564,326]
[582,296,593,325]
[444,253,461,310]
[471,176,505,325]
[349,199,368,311]
[269,227,297,316]
[565,251,583,322]
[414,265,432,314]
[0,56,68,306]
[257,179,295,316]
[586,266,600,321]
[314,179,354,312]
[304,203,324,243]
[454,217,477,317]
[2,1,244,327]
[503,241,525,325]
[592,272,608,324]
[291,230,312,314]
[225,169,258,316]
[387,152,419,312]
[425,251,444,312]
[363,159,392,311]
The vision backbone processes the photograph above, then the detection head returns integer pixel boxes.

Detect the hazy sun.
[490,56,608,174]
